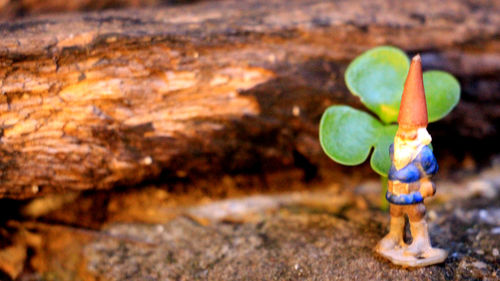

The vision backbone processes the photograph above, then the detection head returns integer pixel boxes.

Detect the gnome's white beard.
[393,128,432,170]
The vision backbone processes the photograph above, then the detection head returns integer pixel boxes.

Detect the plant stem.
[380,176,389,211]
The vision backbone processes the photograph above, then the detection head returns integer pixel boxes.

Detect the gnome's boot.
[377,216,405,252]
[404,219,432,257]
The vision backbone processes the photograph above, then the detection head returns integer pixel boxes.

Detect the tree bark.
[0,0,499,198]
[0,0,201,21]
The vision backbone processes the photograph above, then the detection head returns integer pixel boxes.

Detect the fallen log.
[0,0,499,198]
[0,0,177,20]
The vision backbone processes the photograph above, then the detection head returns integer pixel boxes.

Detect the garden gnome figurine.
[375,54,447,267]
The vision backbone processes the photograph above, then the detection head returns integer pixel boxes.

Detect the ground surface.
[0,162,497,280]
[82,194,500,281]
[10,164,495,281]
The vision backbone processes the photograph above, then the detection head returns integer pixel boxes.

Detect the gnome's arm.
[416,145,438,198]
[417,146,438,177]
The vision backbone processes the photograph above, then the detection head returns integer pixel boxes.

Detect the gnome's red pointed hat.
[398,54,428,129]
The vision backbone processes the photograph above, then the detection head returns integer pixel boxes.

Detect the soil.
[81,194,500,281]
[6,163,498,281]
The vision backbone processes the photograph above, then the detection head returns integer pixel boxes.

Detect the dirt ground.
[82,192,500,281]
[4,162,497,281]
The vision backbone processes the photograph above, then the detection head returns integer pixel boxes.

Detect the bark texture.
[0,0,188,20]
[0,0,499,198]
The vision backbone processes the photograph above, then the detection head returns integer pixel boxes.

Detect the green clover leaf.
[370,125,398,176]
[319,106,382,165]
[345,46,409,124]
[320,46,460,176]
[423,71,461,122]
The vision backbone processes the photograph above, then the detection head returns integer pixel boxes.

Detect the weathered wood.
[0,0,499,198]
[0,0,179,20]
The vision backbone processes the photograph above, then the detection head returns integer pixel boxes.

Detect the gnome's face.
[393,127,432,170]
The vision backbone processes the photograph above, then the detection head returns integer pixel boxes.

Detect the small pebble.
[142,156,153,165]
[468,180,497,198]
[492,248,499,257]
[472,261,487,270]
[155,225,164,233]
[450,252,460,259]
[491,227,500,235]
[479,210,496,224]
[428,210,438,221]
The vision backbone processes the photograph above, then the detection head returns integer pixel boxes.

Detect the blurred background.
[0,0,498,280]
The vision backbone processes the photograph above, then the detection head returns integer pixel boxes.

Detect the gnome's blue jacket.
[386,144,438,205]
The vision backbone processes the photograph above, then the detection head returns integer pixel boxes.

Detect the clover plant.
[319,46,460,177]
